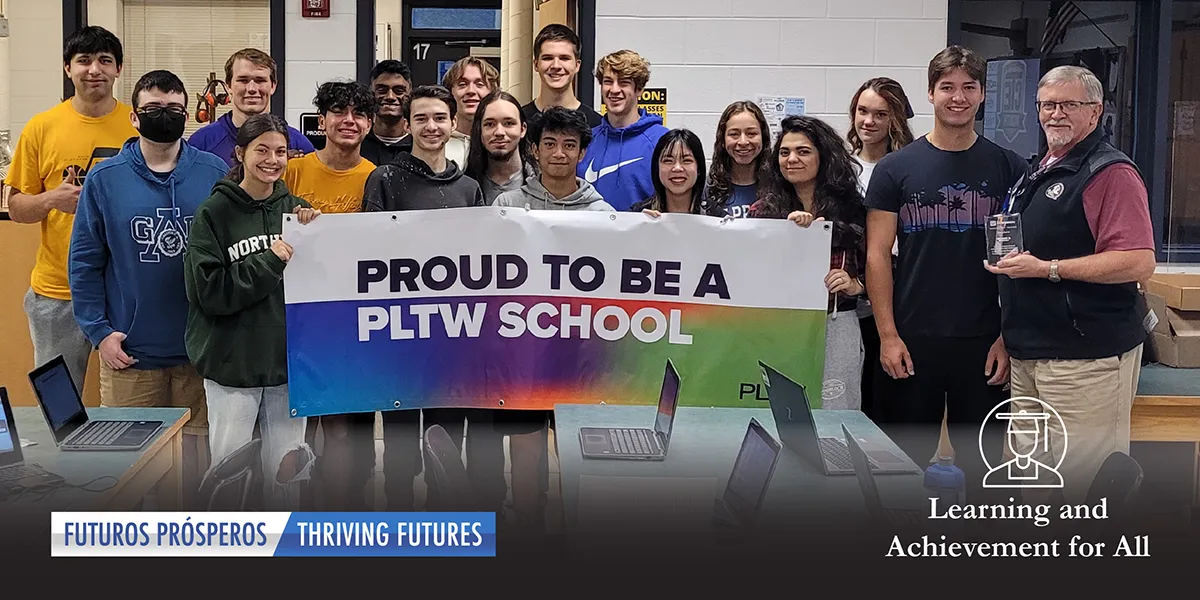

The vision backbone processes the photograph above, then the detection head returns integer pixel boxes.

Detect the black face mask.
[136,108,187,144]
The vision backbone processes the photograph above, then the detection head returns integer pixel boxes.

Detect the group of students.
[5,18,1152,524]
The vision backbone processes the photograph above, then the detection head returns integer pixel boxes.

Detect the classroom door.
[408,39,501,87]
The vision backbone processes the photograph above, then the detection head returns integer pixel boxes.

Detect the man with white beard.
[985,65,1155,503]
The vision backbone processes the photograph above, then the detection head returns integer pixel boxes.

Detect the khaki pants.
[1008,344,1142,504]
[100,363,209,436]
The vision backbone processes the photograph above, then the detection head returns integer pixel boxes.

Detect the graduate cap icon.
[981,400,1067,489]
[997,409,1052,452]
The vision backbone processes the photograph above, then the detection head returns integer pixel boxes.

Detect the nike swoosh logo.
[584,157,644,182]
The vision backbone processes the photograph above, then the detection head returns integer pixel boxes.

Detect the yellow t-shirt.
[282,152,376,214]
[5,100,137,300]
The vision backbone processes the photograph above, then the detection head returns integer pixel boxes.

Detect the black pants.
[876,334,1008,503]
[859,314,882,422]
[346,411,378,510]
[380,408,505,511]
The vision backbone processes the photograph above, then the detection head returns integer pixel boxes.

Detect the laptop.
[0,387,65,496]
[29,356,163,451]
[759,361,916,476]
[844,424,924,528]
[579,359,681,461]
[713,418,782,528]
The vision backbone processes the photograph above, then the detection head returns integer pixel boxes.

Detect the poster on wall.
[282,208,832,417]
[600,88,667,125]
[983,57,1040,161]
[299,113,326,151]
[756,95,806,141]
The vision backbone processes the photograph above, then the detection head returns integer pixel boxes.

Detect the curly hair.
[706,101,772,209]
[313,80,378,118]
[753,115,862,221]
[751,115,867,278]
[846,77,914,155]
[594,49,650,90]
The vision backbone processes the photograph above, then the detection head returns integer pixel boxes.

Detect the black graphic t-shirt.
[865,135,1028,338]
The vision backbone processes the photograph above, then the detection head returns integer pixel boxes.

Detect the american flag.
[1041,1,1081,55]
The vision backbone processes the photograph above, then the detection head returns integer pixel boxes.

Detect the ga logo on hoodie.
[132,207,193,263]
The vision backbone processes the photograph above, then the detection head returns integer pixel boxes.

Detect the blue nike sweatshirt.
[188,112,314,166]
[576,108,669,211]
[69,138,229,370]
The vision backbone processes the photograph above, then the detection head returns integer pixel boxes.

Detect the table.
[1133,365,1200,506]
[552,404,926,541]
[2,407,189,514]
[1133,364,1200,442]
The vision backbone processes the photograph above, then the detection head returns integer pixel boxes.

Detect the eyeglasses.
[137,105,188,118]
[1035,100,1098,115]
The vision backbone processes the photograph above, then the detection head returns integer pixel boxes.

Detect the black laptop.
[0,387,65,496]
[29,356,163,451]
[579,359,681,461]
[759,361,916,475]
[713,418,782,528]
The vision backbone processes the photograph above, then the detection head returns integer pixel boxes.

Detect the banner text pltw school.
[282,208,832,416]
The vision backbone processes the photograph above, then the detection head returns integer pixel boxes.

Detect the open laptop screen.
[723,419,781,524]
[1,388,23,467]
[30,359,87,442]
[653,360,681,448]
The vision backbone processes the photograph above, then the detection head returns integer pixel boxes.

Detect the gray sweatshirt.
[492,176,614,211]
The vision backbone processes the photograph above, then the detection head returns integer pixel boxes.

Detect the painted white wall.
[7,0,63,143]
[284,0,358,127]
[593,0,949,144]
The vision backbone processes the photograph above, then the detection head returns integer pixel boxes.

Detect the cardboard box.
[1145,273,1200,311]
[1146,290,1200,368]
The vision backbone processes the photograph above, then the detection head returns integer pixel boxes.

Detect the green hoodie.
[184,179,310,388]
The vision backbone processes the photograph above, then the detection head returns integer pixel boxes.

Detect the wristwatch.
[1048,260,1061,283]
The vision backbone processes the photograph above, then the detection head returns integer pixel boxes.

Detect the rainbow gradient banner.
[282,207,831,417]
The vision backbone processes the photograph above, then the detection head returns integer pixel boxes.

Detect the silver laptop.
[844,424,924,528]
[579,359,681,461]
[759,361,916,476]
[29,356,163,451]
[0,386,65,496]
[713,418,781,528]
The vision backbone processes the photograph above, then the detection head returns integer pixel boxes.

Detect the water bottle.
[924,456,966,512]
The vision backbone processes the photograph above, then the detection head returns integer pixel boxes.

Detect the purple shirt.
[187,112,315,167]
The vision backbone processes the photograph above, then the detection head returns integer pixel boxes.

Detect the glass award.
[986,213,1023,266]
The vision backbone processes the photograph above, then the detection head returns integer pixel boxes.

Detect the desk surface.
[4,406,188,511]
[1137,364,1200,401]
[553,404,927,534]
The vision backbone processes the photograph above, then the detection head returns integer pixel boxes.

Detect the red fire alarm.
[302,0,330,18]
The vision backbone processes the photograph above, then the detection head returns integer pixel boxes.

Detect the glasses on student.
[137,105,188,118]
[1035,100,1098,114]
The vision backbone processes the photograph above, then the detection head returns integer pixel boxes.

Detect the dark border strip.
[269,0,286,119]
[1132,0,1174,260]
[62,0,87,100]
[357,0,376,83]
[577,0,596,106]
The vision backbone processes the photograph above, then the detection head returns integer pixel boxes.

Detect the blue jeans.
[204,381,312,510]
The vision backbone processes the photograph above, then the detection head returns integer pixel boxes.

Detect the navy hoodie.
[69,138,228,370]
[576,108,668,211]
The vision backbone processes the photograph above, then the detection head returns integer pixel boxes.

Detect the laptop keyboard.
[71,421,132,446]
[610,429,661,456]
[820,437,856,470]
[0,464,51,483]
